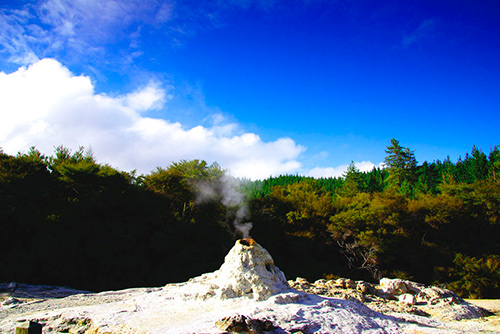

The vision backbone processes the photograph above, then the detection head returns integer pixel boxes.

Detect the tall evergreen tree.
[489,145,500,181]
[341,161,363,196]
[384,138,417,193]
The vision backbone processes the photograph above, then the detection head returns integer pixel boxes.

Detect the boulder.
[379,278,409,296]
[398,293,416,305]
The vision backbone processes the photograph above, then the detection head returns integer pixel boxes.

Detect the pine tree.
[383,138,417,192]
[341,161,363,196]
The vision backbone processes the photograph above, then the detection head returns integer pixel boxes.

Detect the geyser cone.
[213,238,290,301]
[171,239,290,301]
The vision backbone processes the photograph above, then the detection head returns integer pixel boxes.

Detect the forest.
[1,139,499,298]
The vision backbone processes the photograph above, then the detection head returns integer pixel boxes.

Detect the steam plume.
[196,173,252,238]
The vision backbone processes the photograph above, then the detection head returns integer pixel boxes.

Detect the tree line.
[1,140,499,298]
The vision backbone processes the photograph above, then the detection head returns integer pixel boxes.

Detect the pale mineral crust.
[1,239,498,334]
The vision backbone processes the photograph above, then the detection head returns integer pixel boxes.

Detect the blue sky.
[1,0,499,179]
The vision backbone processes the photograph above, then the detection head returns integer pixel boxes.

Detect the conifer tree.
[489,145,500,181]
[341,161,363,196]
[384,138,417,192]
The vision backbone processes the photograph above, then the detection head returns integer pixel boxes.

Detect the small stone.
[296,277,309,284]
[335,278,346,288]
[314,279,327,286]
[215,315,275,334]
[216,314,249,332]
[15,321,43,334]
[398,293,416,305]
[356,281,372,294]
[2,297,22,306]
[345,279,356,289]
[319,299,333,307]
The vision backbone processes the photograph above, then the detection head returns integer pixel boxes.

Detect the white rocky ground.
[1,239,499,333]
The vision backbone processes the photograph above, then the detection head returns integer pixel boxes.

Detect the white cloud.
[308,161,382,178]
[0,59,304,180]
[124,84,169,112]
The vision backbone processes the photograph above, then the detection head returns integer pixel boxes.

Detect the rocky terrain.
[1,239,499,333]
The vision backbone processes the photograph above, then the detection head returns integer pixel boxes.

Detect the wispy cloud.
[0,0,321,68]
[37,0,172,41]
[0,8,41,64]
[0,0,176,68]
[402,19,437,48]
[0,59,304,179]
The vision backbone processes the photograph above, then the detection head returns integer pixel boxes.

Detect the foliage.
[328,192,410,279]
[438,254,500,298]
[340,162,363,197]
[1,141,500,298]
[384,138,417,195]
[0,147,232,291]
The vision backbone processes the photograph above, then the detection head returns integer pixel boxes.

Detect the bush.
[441,254,500,298]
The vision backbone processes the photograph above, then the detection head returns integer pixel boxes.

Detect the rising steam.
[196,174,252,238]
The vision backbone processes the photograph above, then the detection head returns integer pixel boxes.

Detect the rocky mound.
[289,276,492,321]
[176,238,290,301]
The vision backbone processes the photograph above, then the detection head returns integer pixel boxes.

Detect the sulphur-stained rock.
[356,281,373,294]
[290,277,368,303]
[295,277,309,285]
[334,277,356,289]
[324,279,337,289]
[13,313,93,334]
[215,314,275,334]
[289,276,494,323]
[334,277,346,287]
[289,277,311,290]
[313,279,327,287]
[215,315,249,333]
